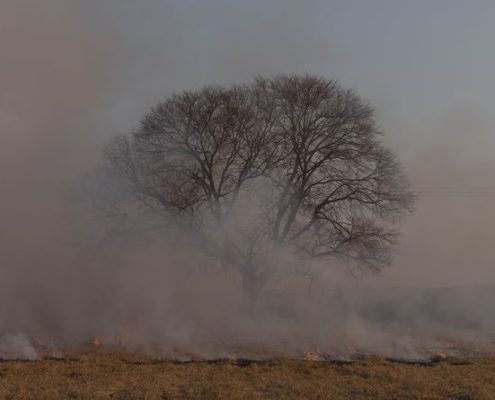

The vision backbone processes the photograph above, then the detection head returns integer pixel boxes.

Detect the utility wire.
[417,187,495,197]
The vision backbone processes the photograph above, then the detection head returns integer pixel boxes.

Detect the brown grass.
[0,351,494,399]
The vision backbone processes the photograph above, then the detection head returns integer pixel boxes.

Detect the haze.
[2,0,495,295]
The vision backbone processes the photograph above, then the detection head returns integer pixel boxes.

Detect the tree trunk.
[240,267,265,306]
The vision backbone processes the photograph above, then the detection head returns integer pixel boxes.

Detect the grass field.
[0,351,494,399]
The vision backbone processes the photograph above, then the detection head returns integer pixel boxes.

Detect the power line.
[416,187,495,197]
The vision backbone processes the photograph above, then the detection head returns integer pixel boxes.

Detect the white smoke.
[0,334,38,361]
[0,0,494,361]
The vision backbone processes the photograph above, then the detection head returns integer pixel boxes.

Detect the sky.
[2,0,495,287]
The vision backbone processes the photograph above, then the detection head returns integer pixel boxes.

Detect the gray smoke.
[1,0,494,360]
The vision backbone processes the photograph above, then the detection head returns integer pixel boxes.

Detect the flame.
[304,352,321,361]
[91,335,101,347]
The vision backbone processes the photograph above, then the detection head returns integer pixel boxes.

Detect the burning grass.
[0,350,494,399]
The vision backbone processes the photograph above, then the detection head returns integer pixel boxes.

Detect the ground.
[0,351,494,399]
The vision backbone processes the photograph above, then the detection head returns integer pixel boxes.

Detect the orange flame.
[91,335,101,347]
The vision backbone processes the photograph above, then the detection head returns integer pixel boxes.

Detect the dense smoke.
[1,1,494,360]
[0,0,116,340]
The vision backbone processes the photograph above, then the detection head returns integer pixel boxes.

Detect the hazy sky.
[89,0,495,287]
[3,0,495,287]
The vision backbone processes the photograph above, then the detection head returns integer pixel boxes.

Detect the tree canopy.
[104,75,414,299]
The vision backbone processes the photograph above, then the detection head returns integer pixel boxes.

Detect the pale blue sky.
[93,1,495,132]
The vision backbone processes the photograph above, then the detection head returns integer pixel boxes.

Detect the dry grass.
[0,350,494,399]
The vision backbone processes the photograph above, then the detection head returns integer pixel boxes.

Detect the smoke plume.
[1,1,494,360]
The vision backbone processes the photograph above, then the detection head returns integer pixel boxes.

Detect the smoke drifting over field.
[1,1,495,360]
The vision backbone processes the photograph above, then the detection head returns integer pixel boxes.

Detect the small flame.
[304,352,321,361]
[91,335,101,347]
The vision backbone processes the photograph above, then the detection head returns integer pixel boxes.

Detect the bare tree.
[106,85,277,221]
[103,75,414,301]
[104,84,280,299]
[260,75,414,273]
